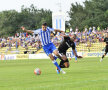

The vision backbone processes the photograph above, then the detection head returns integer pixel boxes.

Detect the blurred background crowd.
[0,26,108,54]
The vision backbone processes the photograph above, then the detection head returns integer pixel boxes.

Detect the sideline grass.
[0,57,108,90]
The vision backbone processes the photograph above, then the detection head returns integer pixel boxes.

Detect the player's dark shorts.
[105,45,108,53]
[58,49,69,63]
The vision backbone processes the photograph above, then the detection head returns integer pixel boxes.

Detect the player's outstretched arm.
[54,29,69,38]
[54,29,65,33]
[73,49,83,58]
[21,26,34,34]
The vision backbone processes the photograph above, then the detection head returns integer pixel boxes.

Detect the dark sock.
[102,55,104,59]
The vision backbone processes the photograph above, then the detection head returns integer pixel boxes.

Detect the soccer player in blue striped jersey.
[21,23,66,74]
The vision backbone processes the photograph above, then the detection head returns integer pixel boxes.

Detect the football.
[34,68,41,75]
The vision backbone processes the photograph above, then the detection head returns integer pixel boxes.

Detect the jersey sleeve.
[33,29,40,34]
[47,27,54,32]
[72,42,75,50]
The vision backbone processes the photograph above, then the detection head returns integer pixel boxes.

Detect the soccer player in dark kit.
[54,34,83,73]
[100,32,108,62]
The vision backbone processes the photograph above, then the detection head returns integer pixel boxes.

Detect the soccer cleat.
[56,69,60,74]
[61,70,66,74]
[56,67,66,74]
[100,58,103,62]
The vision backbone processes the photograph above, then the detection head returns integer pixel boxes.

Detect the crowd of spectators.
[0,32,42,53]
[0,26,108,54]
[52,26,108,47]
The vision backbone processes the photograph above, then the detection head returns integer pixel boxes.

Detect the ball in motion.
[34,68,41,75]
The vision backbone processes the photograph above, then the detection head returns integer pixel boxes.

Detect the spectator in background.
[97,26,100,31]
[70,27,73,33]
[75,27,78,34]
[84,27,88,33]
[92,26,96,34]
[89,27,92,34]
[0,25,108,55]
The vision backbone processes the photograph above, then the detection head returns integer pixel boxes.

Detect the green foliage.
[0,4,52,37]
[68,0,108,31]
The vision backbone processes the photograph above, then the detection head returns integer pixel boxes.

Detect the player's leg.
[48,54,62,71]
[43,45,62,72]
[100,53,106,62]
[59,59,69,68]
[100,52,107,62]
[53,54,58,60]
[49,43,66,74]
[57,51,69,68]
[71,49,77,62]
[100,46,108,62]
[51,43,66,74]
[74,49,78,62]
[53,49,67,61]
[53,55,69,68]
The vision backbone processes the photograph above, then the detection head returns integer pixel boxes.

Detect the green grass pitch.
[0,57,108,90]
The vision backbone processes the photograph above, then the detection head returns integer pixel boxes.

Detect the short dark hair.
[42,22,47,26]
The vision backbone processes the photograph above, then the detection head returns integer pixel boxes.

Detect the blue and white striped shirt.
[33,27,54,46]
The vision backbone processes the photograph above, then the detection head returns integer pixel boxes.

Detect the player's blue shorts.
[43,43,57,56]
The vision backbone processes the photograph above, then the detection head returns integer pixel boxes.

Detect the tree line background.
[68,0,108,31]
[0,0,108,37]
[0,4,52,37]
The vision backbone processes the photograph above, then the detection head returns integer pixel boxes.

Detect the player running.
[54,34,82,73]
[100,32,108,62]
[21,23,66,74]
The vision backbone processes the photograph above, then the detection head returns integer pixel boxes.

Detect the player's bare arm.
[54,29,65,33]
[21,26,34,34]
[73,49,83,58]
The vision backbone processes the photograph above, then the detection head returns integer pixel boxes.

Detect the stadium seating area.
[0,46,37,54]
[0,42,106,54]
[67,42,105,52]
[0,29,107,54]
